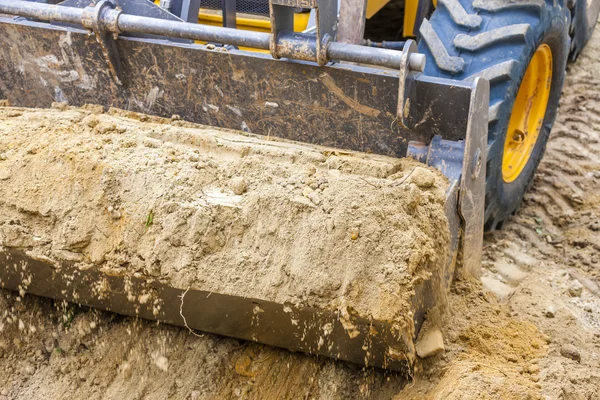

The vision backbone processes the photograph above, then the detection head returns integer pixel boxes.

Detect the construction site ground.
[0,22,599,400]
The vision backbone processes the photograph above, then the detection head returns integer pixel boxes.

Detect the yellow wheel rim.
[502,44,553,183]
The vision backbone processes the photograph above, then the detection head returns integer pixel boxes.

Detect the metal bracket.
[458,77,488,277]
[269,0,337,66]
[82,0,124,85]
[406,78,489,278]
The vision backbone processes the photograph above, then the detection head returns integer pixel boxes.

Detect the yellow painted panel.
[403,0,419,37]
[198,10,310,33]
[366,0,391,19]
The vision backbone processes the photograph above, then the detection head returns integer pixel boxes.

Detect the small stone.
[560,344,581,362]
[350,231,359,241]
[416,328,445,358]
[0,153,7,161]
[589,221,600,232]
[0,170,10,181]
[306,164,317,176]
[568,280,583,297]
[230,177,248,195]
[302,186,314,197]
[544,305,556,318]
[307,191,321,205]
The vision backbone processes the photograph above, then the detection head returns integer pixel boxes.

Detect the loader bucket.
[0,0,488,371]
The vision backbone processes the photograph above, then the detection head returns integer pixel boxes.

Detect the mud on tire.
[417,0,570,231]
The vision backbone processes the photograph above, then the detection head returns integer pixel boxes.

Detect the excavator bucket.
[0,0,488,370]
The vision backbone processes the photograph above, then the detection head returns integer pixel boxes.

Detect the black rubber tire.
[569,0,600,61]
[416,0,570,231]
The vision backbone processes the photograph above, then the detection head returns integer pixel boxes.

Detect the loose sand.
[0,104,451,397]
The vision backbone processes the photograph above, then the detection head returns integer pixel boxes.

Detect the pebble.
[560,344,581,362]
[230,177,248,195]
[544,305,556,318]
[302,186,314,197]
[307,191,321,205]
[0,153,6,161]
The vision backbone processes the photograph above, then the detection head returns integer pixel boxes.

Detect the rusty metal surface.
[0,248,418,371]
[0,18,472,157]
[337,0,367,45]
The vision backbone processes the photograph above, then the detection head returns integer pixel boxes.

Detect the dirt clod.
[230,176,248,195]
[415,328,445,358]
[560,344,581,362]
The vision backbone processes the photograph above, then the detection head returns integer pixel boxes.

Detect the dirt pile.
[0,104,450,377]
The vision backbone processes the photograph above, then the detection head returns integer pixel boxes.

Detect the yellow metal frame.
[403,0,436,38]
[198,10,310,33]
[153,1,434,41]
[366,0,391,19]
[502,44,553,183]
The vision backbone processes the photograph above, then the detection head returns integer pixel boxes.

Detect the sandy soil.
[0,20,598,400]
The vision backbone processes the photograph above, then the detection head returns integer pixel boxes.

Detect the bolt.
[512,129,526,143]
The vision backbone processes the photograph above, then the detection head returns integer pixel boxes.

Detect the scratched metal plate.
[0,18,472,158]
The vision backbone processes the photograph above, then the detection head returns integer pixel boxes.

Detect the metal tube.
[328,42,405,70]
[118,14,270,49]
[0,0,424,70]
[0,0,83,25]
